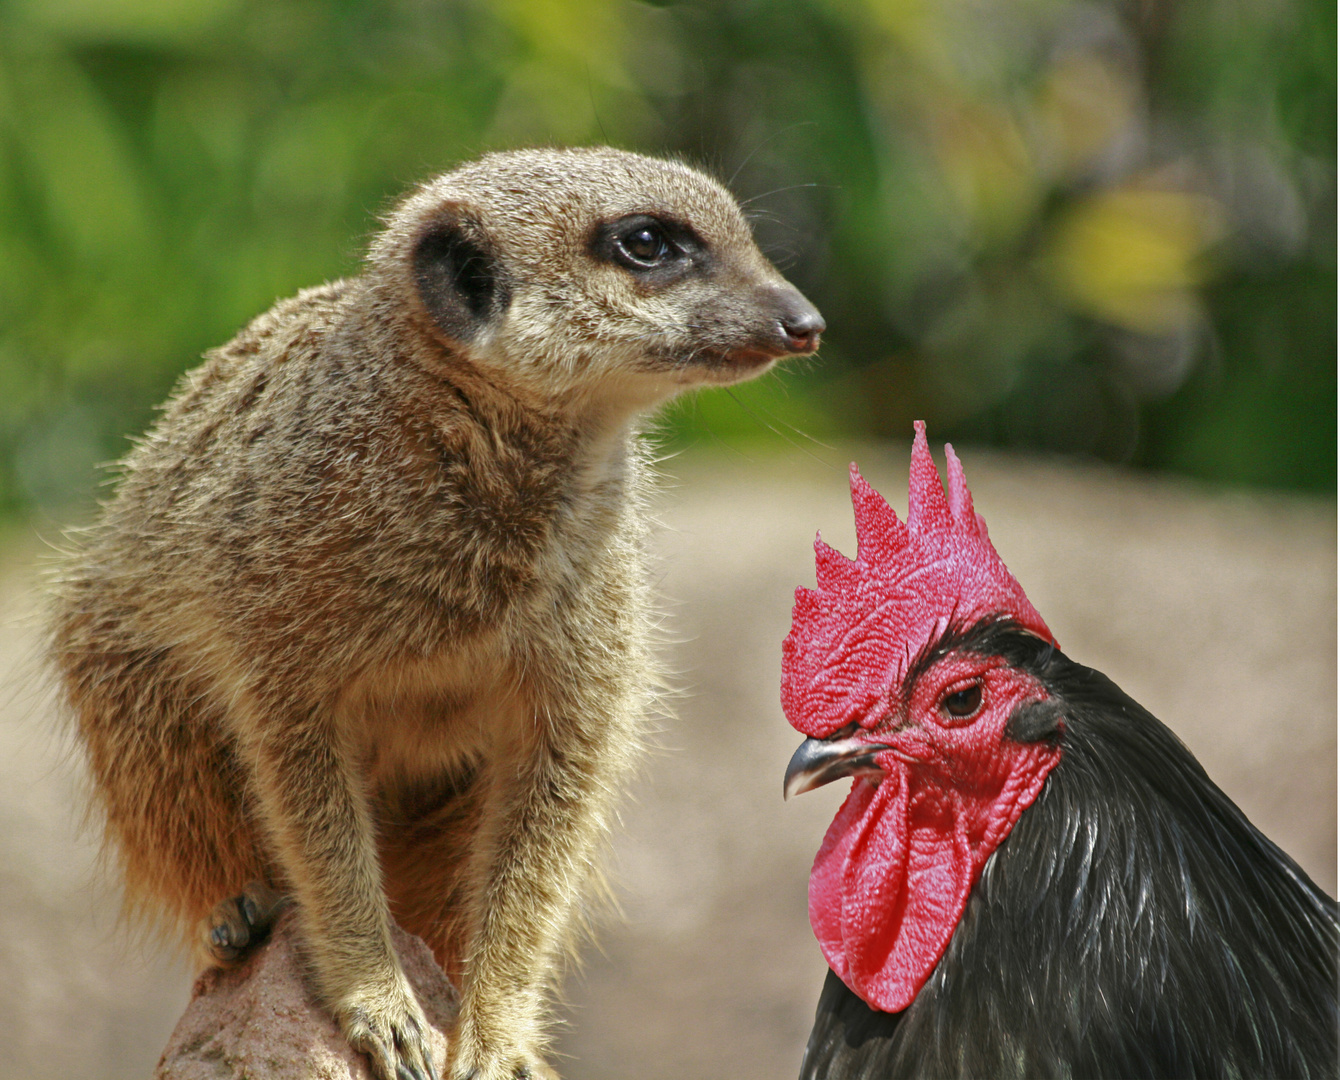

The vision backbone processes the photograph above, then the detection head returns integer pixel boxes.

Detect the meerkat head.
[368,146,824,412]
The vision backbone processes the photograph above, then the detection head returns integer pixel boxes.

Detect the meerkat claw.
[341,994,439,1080]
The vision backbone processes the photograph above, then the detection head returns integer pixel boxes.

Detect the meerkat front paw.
[449,1031,557,1080]
[452,1058,557,1080]
[200,880,290,966]
[458,1065,558,1080]
[338,981,441,1080]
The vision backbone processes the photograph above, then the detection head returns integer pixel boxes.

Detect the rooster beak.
[783,730,891,800]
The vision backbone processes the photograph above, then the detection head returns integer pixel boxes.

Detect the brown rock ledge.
[155,910,456,1079]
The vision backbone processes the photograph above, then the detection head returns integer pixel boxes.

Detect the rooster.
[782,423,1338,1079]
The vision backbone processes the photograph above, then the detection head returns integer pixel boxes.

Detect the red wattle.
[809,744,1058,1014]
[810,771,974,1013]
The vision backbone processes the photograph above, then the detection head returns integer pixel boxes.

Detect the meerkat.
[48,147,823,1080]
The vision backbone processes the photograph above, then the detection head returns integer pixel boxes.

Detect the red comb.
[781,422,1054,738]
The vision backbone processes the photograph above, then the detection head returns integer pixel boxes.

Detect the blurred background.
[0,0,1333,514]
[0,1,1333,1078]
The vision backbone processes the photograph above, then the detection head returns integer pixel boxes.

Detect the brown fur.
[47,147,822,1080]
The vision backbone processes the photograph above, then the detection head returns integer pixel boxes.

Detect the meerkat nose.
[774,289,826,354]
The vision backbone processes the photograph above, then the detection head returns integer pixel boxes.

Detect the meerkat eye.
[940,682,983,721]
[615,223,673,268]
[593,214,702,277]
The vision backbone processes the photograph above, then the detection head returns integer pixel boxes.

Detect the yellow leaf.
[1046,187,1225,333]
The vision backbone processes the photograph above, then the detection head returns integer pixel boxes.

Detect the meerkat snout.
[757,283,827,354]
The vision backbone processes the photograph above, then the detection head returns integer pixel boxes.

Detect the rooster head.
[782,422,1064,1013]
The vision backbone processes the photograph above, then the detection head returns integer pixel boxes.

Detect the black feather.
[800,622,1339,1080]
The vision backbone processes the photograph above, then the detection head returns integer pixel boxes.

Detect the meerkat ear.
[411,207,510,342]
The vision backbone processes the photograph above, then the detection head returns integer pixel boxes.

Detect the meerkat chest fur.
[333,371,657,782]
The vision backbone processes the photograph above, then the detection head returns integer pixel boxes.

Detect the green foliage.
[0,0,1332,514]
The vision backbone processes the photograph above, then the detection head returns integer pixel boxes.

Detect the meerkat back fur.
[48,147,823,1080]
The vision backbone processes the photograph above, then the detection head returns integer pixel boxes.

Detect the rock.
[155,910,456,1079]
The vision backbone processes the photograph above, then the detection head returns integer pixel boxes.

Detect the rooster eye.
[941,683,983,719]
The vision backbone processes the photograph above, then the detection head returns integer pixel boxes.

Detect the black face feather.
[799,621,1340,1080]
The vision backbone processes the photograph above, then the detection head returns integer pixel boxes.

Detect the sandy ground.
[1,444,1334,1080]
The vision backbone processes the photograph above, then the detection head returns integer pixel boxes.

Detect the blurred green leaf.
[9,0,240,46]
